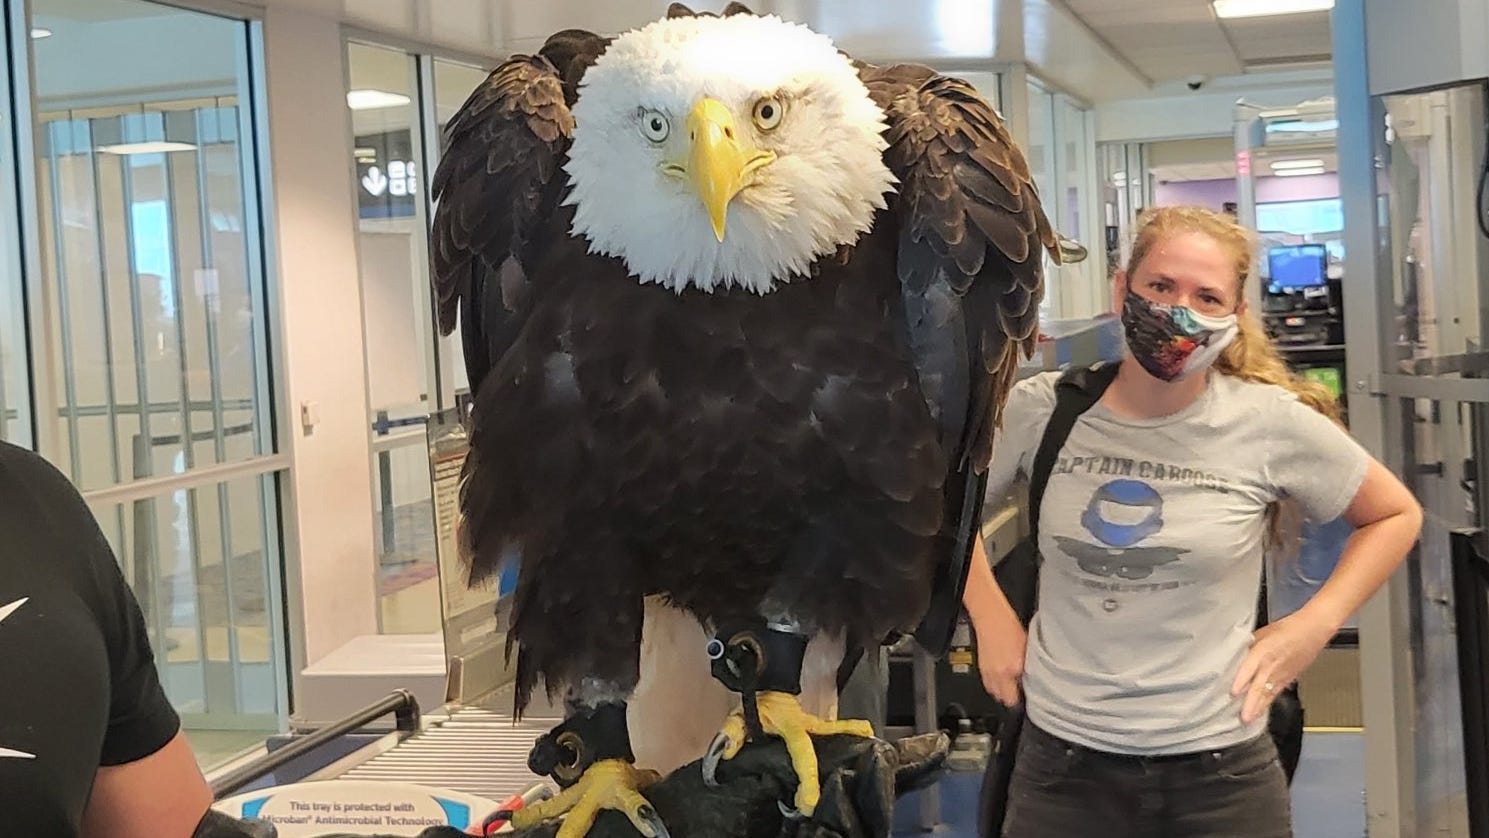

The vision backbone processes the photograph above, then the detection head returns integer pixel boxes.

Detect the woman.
[962,206,1422,837]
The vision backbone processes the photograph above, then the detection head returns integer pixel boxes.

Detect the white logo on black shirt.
[0,598,36,760]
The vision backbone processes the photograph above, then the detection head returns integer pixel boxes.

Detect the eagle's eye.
[639,109,671,143]
[752,97,784,131]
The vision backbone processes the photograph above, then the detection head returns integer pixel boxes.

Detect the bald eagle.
[432,4,1056,835]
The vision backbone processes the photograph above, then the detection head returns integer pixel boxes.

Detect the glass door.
[19,0,287,760]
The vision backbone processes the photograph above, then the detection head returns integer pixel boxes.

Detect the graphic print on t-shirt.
[1045,453,1237,592]
[0,597,36,760]
[1051,478,1190,580]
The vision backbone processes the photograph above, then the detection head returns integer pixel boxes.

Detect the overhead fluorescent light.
[1265,118,1338,134]
[1273,166,1326,177]
[97,141,198,156]
[30,27,51,39]
[1270,158,1325,170]
[347,89,411,111]
[1213,0,1333,17]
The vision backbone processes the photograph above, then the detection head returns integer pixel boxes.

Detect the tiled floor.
[376,501,444,634]
[380,575,443,634]
[1291,731,1367,838]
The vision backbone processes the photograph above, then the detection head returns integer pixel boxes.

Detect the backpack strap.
[979,361,1122,837]
[1028,362,1121,542]
[1257,566,1274,629]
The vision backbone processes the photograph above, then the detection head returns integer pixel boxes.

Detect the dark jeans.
[1001,720,1293,837]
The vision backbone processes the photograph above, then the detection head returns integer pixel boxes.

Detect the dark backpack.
[976,362,1304,837]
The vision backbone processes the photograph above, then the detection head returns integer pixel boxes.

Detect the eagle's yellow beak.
[684,98,774,242]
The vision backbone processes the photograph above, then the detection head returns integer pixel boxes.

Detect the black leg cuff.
[527,702,634,787]
[707,622,809,695]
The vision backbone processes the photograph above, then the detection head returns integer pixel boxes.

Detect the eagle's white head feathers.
[563,12,896,294]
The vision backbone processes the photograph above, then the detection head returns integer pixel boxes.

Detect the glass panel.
[1098,143,1144,280]
[1380,85,1488,374]
[87,471,284,762]
[0,40,30,445]
[1395,394,1474,834]
[1026,79,1057,322]
[1370,78,1489,836]
[30,0,273,492]
[1054,95,1096,316]
[348,43,440,634]
[1056,96,1087,257]
[29,0,284,747]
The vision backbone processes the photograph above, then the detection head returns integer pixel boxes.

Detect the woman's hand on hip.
[1230,609,1336,724]
[972,609,1028,708]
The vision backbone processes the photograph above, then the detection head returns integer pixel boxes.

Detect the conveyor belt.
[322,707,559,801]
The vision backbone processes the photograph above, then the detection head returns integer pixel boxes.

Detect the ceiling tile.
[1062,0,1332,82]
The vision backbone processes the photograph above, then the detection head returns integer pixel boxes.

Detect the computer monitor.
[1267,244,1328,290]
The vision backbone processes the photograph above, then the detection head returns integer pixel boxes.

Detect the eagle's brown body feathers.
[430,17,1054,718]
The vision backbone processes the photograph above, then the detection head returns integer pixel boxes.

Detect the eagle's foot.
[702,691,875,816]
[511,760,668,838]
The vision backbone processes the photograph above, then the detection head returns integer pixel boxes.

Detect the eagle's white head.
[563,11,896,295]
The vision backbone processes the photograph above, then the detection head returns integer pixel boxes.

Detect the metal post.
[86,121,124,486]
[186,480,213,710]
[237,18,290,727]
[131,432,172,658]
[0,0,30,448]
[84,116,136,619]
[1051,94,1072,320]
[912,646,940,832]
[45,121,82,480]
[195,110,245,713]
[11,0,57,456]
[415,53,446,413]
[165,142,227,717]
[1334,2,1416,833]
[119,161,155,475]
[376,409,395,558]
[1001,65,1031,161]
[120,156,177,662]
[162,146,198,468]
[194,111,230,466]
[1232,102,1263,316]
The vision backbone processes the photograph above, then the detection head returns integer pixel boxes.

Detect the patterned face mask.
[1120,287,1239,382]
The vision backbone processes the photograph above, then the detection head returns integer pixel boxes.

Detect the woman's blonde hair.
[1126,205,1340,554]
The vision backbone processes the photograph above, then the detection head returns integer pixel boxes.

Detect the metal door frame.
[1338,0,1489,833]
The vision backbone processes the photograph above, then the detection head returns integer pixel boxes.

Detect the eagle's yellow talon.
[511,760,668,838]
[807,717,876,739]
[702,712,749,788]
[704,691,876,818]
[717,714,747,760]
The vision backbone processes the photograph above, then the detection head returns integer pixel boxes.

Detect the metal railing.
[210,690,423,799]
[372,410,431,562]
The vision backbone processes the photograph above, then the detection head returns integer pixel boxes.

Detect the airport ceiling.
[33,0,1335,92]
[1063,0,1332,83]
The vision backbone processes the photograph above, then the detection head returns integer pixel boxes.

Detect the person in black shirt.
[0,440,212,837]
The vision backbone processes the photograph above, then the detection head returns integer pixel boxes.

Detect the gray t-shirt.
[985,369,1369,754]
